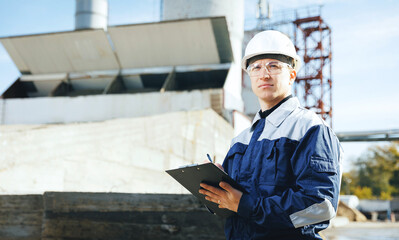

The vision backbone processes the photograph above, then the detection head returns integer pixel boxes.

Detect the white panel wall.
[0,89,221,125]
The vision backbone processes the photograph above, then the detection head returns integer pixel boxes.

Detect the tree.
[343,141,399,199]
[353,186,374,199]
[390,169,399,196]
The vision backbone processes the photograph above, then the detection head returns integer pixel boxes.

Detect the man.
[199,30,342,239]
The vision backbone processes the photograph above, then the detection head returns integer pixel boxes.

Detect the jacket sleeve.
[236,124,342,229]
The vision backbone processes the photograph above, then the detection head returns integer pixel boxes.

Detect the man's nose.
[259,66,271,78]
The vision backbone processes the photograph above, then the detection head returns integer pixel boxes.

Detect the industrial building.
[0,1,247,237]
[0,0,249,195]
[1,0,398,239]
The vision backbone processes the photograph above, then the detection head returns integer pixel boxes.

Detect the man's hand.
[202,160,224,171]
[199,182,242,213]
[214,163,224,171]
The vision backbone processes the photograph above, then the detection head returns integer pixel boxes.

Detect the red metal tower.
[293,15,333,127]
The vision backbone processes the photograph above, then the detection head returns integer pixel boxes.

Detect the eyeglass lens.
[248,62,286,77]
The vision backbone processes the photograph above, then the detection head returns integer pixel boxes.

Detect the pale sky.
[0,0,398,171]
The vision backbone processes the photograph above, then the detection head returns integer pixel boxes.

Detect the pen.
[206,154,213,163]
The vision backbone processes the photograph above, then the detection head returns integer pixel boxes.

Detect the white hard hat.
[242,30,301,72]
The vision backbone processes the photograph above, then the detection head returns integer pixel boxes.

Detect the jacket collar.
[251,97,300,130]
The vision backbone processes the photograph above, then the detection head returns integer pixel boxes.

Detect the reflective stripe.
[231,125,253,146]
[259,109,322,141]
[289,199,336,228]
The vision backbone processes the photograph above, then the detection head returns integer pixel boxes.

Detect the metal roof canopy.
[0,17,232,76]
[108,17,233,69]
[0,29,119,75]
[0,17,232,98]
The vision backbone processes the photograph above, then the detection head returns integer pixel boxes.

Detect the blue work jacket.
[222,97,342,240]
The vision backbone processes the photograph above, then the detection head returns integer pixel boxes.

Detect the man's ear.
[289,70,297,85]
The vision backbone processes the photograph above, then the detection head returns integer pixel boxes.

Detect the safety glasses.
[246,61,292,77]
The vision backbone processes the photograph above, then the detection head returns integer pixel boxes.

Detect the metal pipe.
[337,129,399,142]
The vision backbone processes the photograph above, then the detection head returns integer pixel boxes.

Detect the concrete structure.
[162,0,245,112]
[358,200,390,213]
[357,199,398,221]
[340,195,360,209]
[337,200,367,222]
[0,2,249,197]
[0,109,233,194]
[0,16,246,126]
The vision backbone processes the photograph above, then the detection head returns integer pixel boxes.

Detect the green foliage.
[341,141,399,199]
[353,186,374,199]
[380,190,393,200]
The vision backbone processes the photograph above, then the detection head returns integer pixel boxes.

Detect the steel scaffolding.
[293,14,333,127]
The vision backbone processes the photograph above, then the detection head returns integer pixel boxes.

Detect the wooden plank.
[0,195,43,240]
[43,192,206,212]
[42,192,225,239]
[42,212,225,240]
[0,193,226,239]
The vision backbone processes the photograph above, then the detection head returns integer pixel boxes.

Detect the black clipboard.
[166,162,247,218]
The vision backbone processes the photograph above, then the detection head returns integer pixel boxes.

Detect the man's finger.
[215,163,224,170]
[219,182,234,192]
[200,183,224,195]
[205,196,218,203]
[201,189,220,200]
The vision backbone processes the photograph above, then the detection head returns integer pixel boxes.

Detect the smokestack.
[75,0,108,30]
[256,0,272,19]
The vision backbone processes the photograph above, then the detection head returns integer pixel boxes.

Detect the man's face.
[248,58,296,107]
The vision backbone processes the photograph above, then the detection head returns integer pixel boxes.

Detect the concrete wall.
[162,0,245,112]
[0,89,222,125]
[0,109,233,194]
